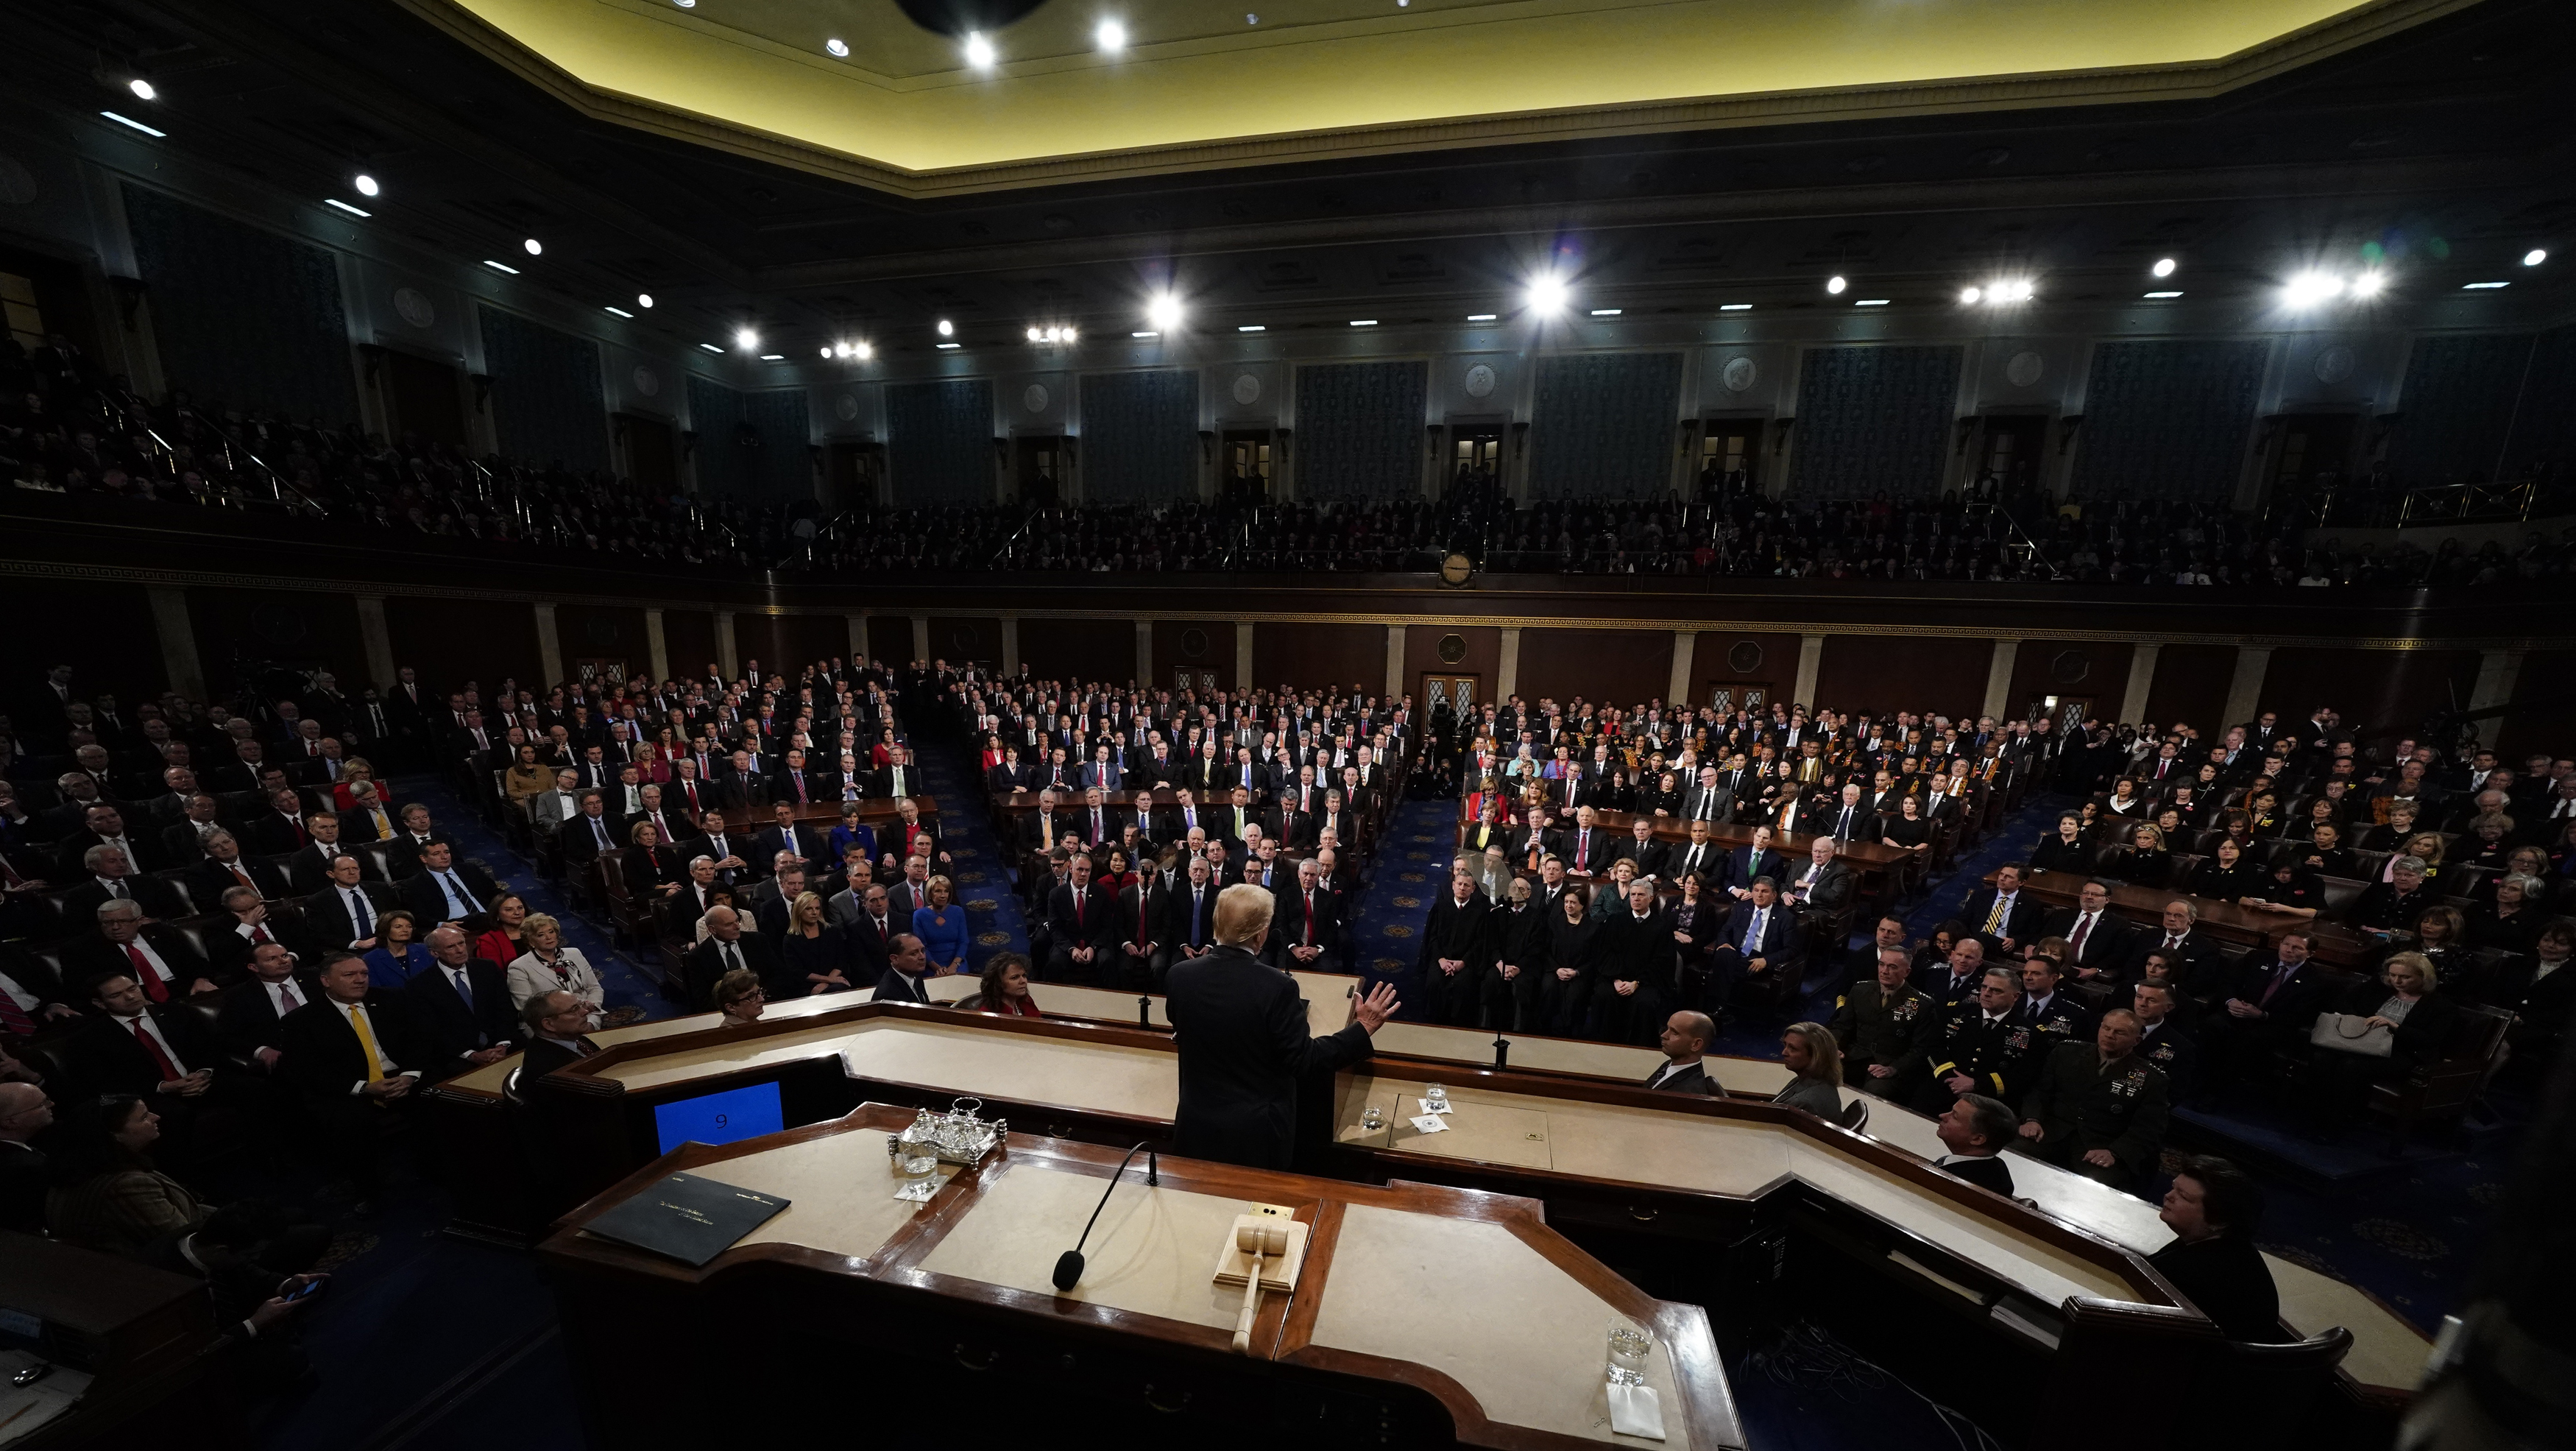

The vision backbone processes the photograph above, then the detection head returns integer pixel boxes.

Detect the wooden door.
[1422,674,1478,716]
[386,350,467,445]
[1708,682,1772,716]
[1015,435,1063,506]
[619,414,676,493]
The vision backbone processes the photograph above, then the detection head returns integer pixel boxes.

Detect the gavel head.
[1236,1223,1290,1257]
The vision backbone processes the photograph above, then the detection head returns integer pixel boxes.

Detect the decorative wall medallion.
[2313,345,2356,384]
[632,366,661,398]
[1232,373,1262,405]
[951,626,980,654]
[1463,364,1497,398]
[2006,350,2046,387]
[2050,649,2090,686]
[1179,626,1210,658]
[392,287,436,328]
[834,393,860,421]
[1727,640,1763,674]
[1437,632,1468,665]
[1023,383,1050,412]
[1719,356,1758,394]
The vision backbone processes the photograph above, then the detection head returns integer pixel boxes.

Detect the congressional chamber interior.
[0,0,2569,1447]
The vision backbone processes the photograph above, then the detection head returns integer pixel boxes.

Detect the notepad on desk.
[581,1173,790,1267]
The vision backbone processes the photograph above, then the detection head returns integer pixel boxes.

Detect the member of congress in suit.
[186,832,291,905]
[680,905,788,1007]
[1164,885,1398,1171]
[517,990,602,1082]
[1044,855,1117,986]
[1641,1010,1716,1092]
[868,932,937,1005]
[285,815,383,895]
[2043,880,2135,986]
[60,844,190,924]
[61,900,221,1001]
[302,854,402,952]
[405,925,525,1078]
[1707,878,1802,1012]
[1932,1093,2019,1196]
[213,942,319,1065]
[396,842,500,930]
[277,953,434,1207]
[1267,858,1342,972]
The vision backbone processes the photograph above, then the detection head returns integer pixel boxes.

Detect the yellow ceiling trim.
[408,0,2474,195]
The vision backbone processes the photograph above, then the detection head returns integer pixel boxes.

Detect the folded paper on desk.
[1607,1383,1666,1441]
[1408,1114,1450,1134]
[582,1173,790,1266]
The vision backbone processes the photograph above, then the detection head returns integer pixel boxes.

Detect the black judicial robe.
[1164,944,1374,1171]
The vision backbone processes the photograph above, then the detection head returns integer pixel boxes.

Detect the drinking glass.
[1606,1324,1651,1385]
[896,1141,940,1201]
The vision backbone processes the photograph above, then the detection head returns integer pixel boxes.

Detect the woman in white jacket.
[506,912,604,1028]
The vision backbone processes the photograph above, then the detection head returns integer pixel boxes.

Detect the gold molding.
[397,0,2482,199]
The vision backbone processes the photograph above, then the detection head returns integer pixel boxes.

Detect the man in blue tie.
[1708,877,1799,1020]
[399,841,498,930]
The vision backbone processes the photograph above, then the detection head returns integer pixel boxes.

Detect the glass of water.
[1360,1102,1386,1134]
[1606,1324,1651,1385]
[896,1139,940,1201]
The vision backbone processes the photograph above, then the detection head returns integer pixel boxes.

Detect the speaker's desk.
[541,1104,1740,1451]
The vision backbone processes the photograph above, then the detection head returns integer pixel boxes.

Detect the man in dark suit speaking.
[1163,884,1398,1171]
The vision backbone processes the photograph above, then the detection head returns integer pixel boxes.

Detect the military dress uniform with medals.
[1828,981,1936,1098]
[1911,1003,2043,1113]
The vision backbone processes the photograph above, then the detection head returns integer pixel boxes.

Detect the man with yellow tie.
[280,953,428,1214]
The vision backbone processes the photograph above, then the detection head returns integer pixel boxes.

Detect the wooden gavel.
[1231,1222,1290,1354]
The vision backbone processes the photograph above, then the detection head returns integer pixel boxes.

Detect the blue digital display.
[653,1081,785,1155]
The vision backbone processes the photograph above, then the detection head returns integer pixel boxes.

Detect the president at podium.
[1165,884,1398,1169]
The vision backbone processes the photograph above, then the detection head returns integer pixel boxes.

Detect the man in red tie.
[71,970,227,1165]
[1273,858,1338,970]
[214,939,318,1068]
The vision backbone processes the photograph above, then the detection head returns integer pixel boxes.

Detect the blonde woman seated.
[505,912,606,1028]
[1771,1021,1846,1118]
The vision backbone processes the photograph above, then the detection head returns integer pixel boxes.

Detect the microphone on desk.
[1051,1141,1160,1292]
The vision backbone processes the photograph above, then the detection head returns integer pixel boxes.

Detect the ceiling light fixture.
[1145,294,1183,331]
[936,319,955,336]
[2152,258,2177,278]
[353,173,380,197]
[826,38,849,57]
[2524,248,2549,267]
[2144,290,2183,299]
[1588,308,1621,317]
[735,328,760,350]
[964,32,996,67]
[673,0,695,7]
[759,354,785,361]
[522,238,543,256]
[605,305,634,318]
[1526,275,1568,312]
[699,342,723,353]
[1095,18,1126,50]
[2462,280,2510,290]
[99,111,164,137]
[482,259,519,274]
[127,79,157,101]
[821,348,833,359]
[636,293,654,308]
[323,199,370,217]
[1855,299,1889,307]
[1466,313,1497,322]
[936,342,961,350]
[1348,319,1378,327]
[1133,330,1159,338]
[1237,325,1266,333]
[1825,275,1847,294]
[1958,286,1982,305]
[1718,303,1752,311]
[854,342,873,359]
[2349,272,2387,298]
[2282,272,2343,306]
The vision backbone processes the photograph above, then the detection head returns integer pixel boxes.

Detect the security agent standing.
[1164,884,1398,1171]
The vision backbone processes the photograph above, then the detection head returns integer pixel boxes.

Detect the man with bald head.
[407,925,523,1076]
[1643,1011,1716,1092]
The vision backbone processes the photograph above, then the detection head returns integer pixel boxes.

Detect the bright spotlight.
[353,173,380,197]
[735,328,760,350]
[1825,275,1847,295]
[2350,272,2387,298]
[854,342,872,359]
[1027,327,1042,342]
[825,38,849,57]
[1525,275,1568,312]
[2282,272,2343,306]
[936,318,955,336]
[1958,286,1982,305]
[637,293,654,308]
[1145,294,1182,331]
[2152,257,2177,278]
[1096,18,1126,49]
[821,347,832,359]
[128,78,157,101]
[2525,248,2549,267]
[523,237,543,256]
[964,32,996,67]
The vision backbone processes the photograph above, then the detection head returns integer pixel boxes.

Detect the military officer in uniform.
[2014,1009,2171,1190]
[1829,946,1936,1099]
[2013,953,2093,1056]
[2128,981,2199,1103]
[1911,967,2042,1114]
[1918,936,1989,1015]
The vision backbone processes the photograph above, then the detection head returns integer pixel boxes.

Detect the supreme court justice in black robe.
[1164,884,1398,1171]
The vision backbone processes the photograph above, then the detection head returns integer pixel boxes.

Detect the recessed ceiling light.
[699,342,723,353]
[1466,313,1497,322]
[482,259,519,274]
[963,32,996,67]
[1958,286,1982,304]
[760,354,785,361]
[1133,330,1159,338]
[2349,272,2386,297]
[2524,248,2549,267]
[1526,275,1568,312]
[2144,290,2183,299]
[522,238,543,256]
[2463,280,2510,289]
[99,111,165,137]
[605,305,634,318]
[2152,258,2177,278]
[353,173,380,197]
[826,38,849,57]
[1718,303,1752,311]
[937,342,961,350]
[673,0,695,7]
[1348,319,1378,327]
[1146,294,1182,331]
[637,293,654,308]
[323,199,370,217]
[1245,12,1259,23]
[936,318,955,336]
[853,342,873,359]
[1825,275,1847,294]
[1854,299,1889,307]
[821,348,833,359]
[1588,308,1621,317]
[1096,18,1126,50]
[735,328,760,350]
[127,79,157,101]
[1237,325,1266,333]
[2282,272,2343,306]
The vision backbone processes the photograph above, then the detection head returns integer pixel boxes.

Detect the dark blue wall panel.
[1788,345,1961,498]
[124,185,355,422]
[1081,370,1199,503]
[1295,360,1426,499]
[1527,352,1682,500]
[886,378,994,504]
[2070,340,2266,500]
[478,308,606,472]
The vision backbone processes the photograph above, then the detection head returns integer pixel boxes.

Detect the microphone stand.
[1051,1142,1159,1292]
